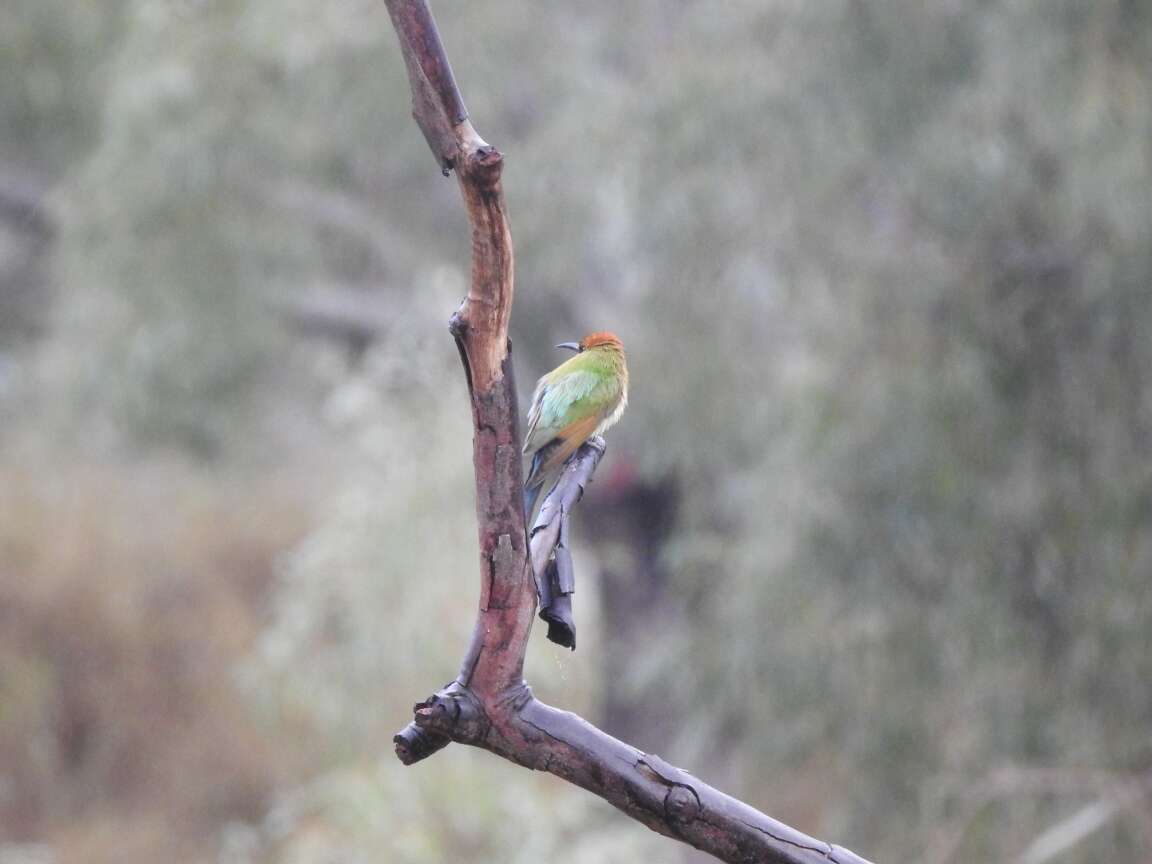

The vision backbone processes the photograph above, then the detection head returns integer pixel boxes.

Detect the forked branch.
[382,3,873,861]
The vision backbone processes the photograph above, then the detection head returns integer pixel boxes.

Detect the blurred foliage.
[0,0,128,175]
[0,1,130,349]
[2,0,1151,862]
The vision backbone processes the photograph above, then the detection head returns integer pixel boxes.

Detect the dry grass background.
[0,460,313,863]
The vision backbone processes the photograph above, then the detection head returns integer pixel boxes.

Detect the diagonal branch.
[381,3,874,862]
[382,0,469,172]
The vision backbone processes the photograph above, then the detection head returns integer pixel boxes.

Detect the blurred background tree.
[1,1,1149,862]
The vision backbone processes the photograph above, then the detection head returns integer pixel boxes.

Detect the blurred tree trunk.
[584,472,681,747]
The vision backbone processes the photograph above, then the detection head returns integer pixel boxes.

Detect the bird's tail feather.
[523,448,548,522]
[523,482,543,524]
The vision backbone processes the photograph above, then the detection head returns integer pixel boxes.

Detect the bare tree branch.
[382,3,874,861]
[529,438,606,649]
[382,0,469,173]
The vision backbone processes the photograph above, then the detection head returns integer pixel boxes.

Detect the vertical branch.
[382,0,531,702]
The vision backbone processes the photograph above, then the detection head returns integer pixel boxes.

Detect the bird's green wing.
[523,364,618,455]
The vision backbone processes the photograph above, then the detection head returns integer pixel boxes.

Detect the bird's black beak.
[555,342,581,353]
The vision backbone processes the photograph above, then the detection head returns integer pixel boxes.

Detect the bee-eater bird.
[523,331,629,519]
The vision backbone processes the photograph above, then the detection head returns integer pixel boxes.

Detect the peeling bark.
[382,2,874,862]
[529,438,606,649]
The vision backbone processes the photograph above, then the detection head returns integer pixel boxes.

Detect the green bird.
[523,331,629,519]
